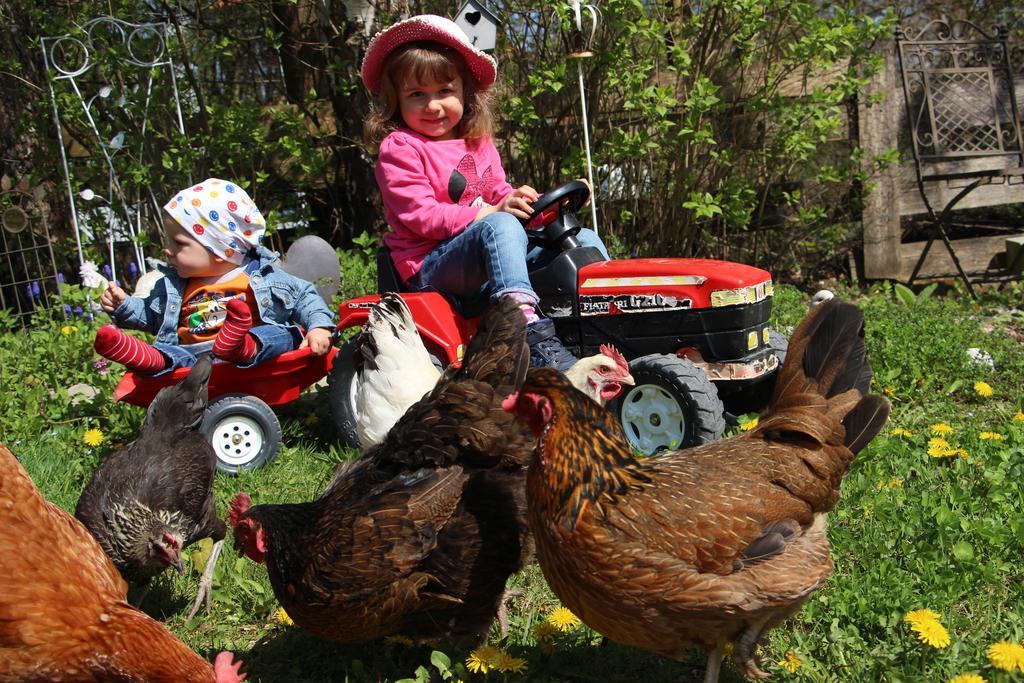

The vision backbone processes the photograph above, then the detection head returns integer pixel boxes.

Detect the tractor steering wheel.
[520,180,591,251]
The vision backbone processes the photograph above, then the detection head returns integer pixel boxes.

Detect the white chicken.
[353,294,634,450]
[353,294,442,449]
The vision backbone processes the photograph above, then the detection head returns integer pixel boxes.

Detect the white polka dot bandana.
[163,179,267,265]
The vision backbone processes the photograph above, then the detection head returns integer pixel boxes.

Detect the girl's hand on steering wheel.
[497,185,539,220]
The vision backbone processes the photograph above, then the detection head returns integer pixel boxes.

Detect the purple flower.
[57,272,66,283]
[102,264,112,279]
[32,281,41,298]
[92,358,110,376]
[63,304,72,316]
[73,305,83,316]
[128,262,138,279]
[85,312,94,321]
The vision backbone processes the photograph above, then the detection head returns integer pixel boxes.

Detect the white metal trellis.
[41,16,189,284]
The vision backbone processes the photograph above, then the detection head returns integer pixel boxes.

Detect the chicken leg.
[732,614,772,680]
[702,642,725,683]
[187,539,223,619]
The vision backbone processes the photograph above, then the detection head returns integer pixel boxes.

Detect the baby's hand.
[300,327,333,356]
[100,281,127,312]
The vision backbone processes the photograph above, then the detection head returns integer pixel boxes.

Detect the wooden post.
[859,40,903,281]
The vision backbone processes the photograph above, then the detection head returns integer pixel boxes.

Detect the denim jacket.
[111,246,335,344]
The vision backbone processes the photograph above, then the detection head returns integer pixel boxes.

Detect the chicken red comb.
[228,492,252,527]
[599,344,629,375]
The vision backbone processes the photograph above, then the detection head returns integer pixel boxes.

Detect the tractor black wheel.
[327,338,361,450]
[767,330,788,366]
[610,354,725,455]
[721,330,789,421]
[201,394,282,474]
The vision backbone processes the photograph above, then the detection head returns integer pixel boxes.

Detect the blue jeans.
[409,211,609,305]
[152,324,300,375]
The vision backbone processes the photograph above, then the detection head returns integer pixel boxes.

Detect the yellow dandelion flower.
[740,417,759,431]
[912,619,950,648]
[1013,410,1024,422]
[466,645,499,674]
[304,413,319,426]
[890,427,913,437]
[532,621,559,641]
[987,641,1024,672]
[974,381,994,398]
[884,386,895,396]
[904,609,943,626]
[273,607,294,626]
[83,428,104,447]
[978,432,1003,441]
[491,650,527,673]
[955,448,970,460]
[383,634,414,647]
[948,674,987,683]
[888,478,904,488]
[777,650,801,673]
[928,437,957,458]
[930,423,954,435]
[61,325,78,335]
[547,606,581,632]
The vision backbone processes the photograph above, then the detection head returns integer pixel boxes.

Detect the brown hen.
[503,299,890,682]
[230,296,534,644]
[0,443,244,683]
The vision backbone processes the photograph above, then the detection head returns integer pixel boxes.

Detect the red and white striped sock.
[213,298,257,363]
[94,324,167,374]
[506,292,540,324]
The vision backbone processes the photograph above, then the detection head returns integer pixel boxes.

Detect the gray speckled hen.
[75,356,225,617]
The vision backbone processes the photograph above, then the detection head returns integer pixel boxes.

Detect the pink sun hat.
[361,14,497,95]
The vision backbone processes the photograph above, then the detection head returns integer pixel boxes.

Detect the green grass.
[3,281,1024,682]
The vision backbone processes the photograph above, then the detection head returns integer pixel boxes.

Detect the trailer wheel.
[610,354,725,455]
[201,394,282,474]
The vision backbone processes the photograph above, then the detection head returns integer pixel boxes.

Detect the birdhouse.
[454,0,500,52]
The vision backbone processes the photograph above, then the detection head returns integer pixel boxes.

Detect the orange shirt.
[177,269,260,344]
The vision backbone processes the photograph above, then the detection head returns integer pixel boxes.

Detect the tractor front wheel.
[611,354,725,455]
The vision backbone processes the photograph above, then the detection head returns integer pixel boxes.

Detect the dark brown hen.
[231,296,533,643]
[75,355,226,616]
[504,299,890,682]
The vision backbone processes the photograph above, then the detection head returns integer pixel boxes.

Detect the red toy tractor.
[329,181,786,455]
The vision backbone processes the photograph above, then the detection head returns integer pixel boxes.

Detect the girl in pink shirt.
[361,14,608,370]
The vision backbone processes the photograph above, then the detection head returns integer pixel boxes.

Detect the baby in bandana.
[94,179,334,375]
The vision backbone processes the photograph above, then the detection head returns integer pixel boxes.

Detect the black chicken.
[76,355,225,617]
[231,296,534,643]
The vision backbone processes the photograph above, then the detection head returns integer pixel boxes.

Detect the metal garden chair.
[895,19,1024,297]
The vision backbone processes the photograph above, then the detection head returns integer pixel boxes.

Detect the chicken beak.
[173,552,184,574]
[621,373,635,386]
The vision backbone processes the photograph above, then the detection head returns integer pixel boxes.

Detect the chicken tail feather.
[453,297,529,395]
[762,298,890,453]
[356,293,432,373]
[145,354,211,432]
[842,394,891,455]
